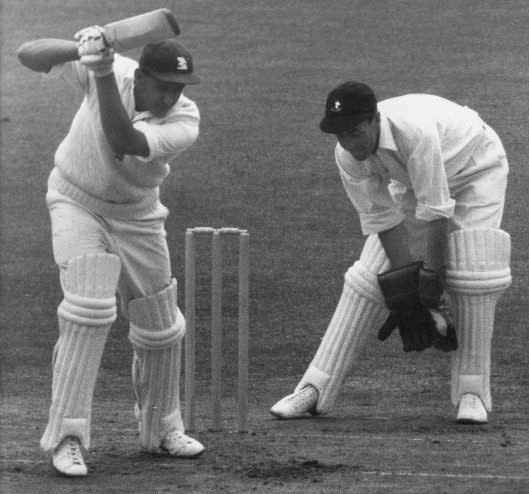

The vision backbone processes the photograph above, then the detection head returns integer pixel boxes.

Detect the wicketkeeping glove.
[377,262,457,352]
[75,25,114,78]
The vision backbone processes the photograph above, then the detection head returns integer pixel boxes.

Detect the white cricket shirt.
[47,54,200,219]
[335,94,487,235]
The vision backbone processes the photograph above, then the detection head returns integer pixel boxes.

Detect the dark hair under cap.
[319,82,377,134]
[139,39,200,85]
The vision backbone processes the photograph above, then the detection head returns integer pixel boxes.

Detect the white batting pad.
[127,279,185,450]
[40,253,121,451]
[295,235,389,413]
[445,229,511,410]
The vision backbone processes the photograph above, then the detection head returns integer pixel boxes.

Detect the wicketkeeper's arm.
[378,222,414,269]
[17,39,79,73]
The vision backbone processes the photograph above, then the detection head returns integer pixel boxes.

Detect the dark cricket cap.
[319,81,377,134]
[139,39,200,85]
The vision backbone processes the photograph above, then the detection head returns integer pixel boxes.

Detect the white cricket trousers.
[46,190,172,302]
[41,191,184,451]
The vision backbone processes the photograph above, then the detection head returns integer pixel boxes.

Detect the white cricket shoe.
[160,430,204,458]
[52,436,87,477]
[456,393,488,424]
[270,385,319,419]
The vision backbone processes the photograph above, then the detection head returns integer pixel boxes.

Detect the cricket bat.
[103,9,180,52]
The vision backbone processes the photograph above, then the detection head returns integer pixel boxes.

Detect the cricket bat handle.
[103,8,180,52]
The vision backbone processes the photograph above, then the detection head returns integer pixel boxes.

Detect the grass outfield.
[1,0,529,492]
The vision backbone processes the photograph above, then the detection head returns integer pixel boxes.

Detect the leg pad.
[295,235,389,413]
[40,253,121,451]
[127,279,185,450]
[445,229,511,410]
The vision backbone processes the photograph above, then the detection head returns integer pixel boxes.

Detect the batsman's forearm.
[17,39,79,73]
[95,74,149,158]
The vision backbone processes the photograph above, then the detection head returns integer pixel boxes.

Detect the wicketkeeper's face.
[335,112,380,161]
[135,70,185,117]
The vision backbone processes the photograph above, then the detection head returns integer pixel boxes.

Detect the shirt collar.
[377,110,397,152]
[132,100,181,124]
[132,111,152,123]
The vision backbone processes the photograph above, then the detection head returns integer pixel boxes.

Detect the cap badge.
[333,100,342,113]
[177,56,188,71]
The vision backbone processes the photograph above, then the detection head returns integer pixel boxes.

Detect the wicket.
[184,227,250,432]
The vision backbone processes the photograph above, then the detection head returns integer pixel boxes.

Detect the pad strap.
[128,279,185,349]
[58,293,117,326]
[445,229,511,294]
[57,253,121,327]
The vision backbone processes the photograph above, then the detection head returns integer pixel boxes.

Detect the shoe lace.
[288,387,316,405]
[65,439,82,464]
[165,429,192,446]
[463,394,483,410]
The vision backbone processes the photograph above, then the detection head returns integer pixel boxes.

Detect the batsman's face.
[335,113,380,161]
[135,70,185,117]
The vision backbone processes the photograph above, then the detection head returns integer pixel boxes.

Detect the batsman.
[17,16,204,477]
[271,82,511,425]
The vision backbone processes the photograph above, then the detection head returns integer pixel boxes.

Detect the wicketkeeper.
[271,82,511,425]
[18,27,204,477]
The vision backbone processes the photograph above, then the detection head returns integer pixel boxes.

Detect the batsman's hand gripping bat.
[102,9,180,52]
[16,9,179,73]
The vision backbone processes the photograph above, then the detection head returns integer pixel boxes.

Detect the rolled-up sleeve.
[405,123,455,221]
[133,118,199,164]
[336,147,405,235]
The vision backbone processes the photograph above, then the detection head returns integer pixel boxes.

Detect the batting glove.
[76,26,114,78]
[76,26,109,56]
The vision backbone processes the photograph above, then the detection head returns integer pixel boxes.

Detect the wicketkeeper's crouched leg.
[295,235,390,414]
[40,253,121,451]
[127,279,185,451]
[445,229,511,411]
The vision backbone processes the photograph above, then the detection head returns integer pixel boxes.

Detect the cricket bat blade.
[104,8,180,52]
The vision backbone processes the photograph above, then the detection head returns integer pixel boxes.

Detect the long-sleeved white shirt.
[47,54,200,219]
[335,94,487,235]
